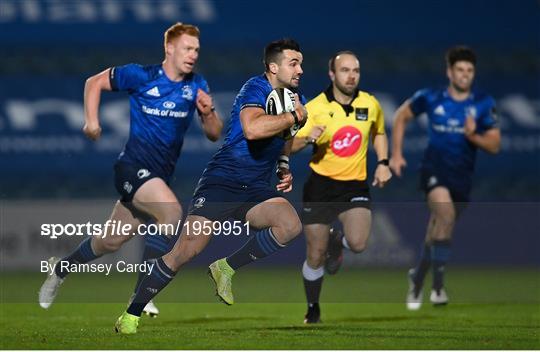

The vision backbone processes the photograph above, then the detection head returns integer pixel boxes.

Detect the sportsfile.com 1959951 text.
[40,220,250,239]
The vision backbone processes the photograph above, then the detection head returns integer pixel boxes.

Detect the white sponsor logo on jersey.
[434,105,445,116]
[142,105,188,119]
[194,197,206,208]
[123,182,133,194]
[137,169,151,179]
[163,101,176,109]
[333,133,361,150]
[448,118,460,127]
[182,85,193,100]
[146,86,160,97]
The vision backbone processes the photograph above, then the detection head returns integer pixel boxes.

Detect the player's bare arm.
[372,133,392,188]
[389,101,415,177]
[240,99,306,140]
[83,68,112,141]
[464,116,501,154]
[196,88,223,141]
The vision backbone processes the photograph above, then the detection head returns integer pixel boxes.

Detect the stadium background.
[1,0,539,271]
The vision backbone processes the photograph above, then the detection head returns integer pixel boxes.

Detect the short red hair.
[164,22,200,51]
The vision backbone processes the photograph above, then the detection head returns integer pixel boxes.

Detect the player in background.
[389,46,501,310]
[292,51,391,323]
[38,23,223,316]
[114,38,308,334]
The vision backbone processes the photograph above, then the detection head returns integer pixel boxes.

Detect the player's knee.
[347,238,367,253]
[434,212,455,230]
[285,218,302,238]
[275,217,302,243]
[433,205,455,224]
[306,248,326,268]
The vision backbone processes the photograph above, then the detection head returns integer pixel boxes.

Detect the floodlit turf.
[1,268,539,349]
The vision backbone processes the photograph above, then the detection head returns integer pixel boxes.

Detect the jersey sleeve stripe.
[240,103,265,110]
[109,67,119,91]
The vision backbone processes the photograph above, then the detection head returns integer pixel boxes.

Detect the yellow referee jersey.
[296,87,385,181]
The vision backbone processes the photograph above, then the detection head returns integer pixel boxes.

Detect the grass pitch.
[1,267,539,349]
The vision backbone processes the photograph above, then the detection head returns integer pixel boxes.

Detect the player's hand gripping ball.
[265,88,305,139]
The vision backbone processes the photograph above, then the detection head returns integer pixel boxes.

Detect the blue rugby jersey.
[201,74,306,186]
[110,63,209,179]
[409,87,498,189]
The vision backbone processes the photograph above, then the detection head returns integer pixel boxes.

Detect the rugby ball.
[265,87,302,140]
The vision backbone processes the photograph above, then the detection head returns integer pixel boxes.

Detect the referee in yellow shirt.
[292,51,392,323]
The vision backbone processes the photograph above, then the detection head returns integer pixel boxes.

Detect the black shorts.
[302,171,371,225]
[419,168,470,204]
[188,176,282,222]
[114,161,163,202]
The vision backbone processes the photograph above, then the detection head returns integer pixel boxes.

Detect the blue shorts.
[419,168,470,204]
[188,176,282,222]
[114,161,166,202]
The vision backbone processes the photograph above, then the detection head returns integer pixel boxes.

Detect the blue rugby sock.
[226,228,285,270]
[413,243,432,290]
[133,233,174,293]
[55,237,101,279]
[431,240,452,291]
[127,257,176,317]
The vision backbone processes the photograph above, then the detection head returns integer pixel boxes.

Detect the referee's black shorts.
[301,171,371,225]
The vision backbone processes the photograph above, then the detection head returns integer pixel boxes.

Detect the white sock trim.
[302,260,324,281]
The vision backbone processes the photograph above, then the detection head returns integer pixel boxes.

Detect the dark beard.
[336,82,356,97]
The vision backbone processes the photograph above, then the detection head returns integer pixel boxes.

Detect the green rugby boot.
[115,311,140,334]
[208,258,235,305]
